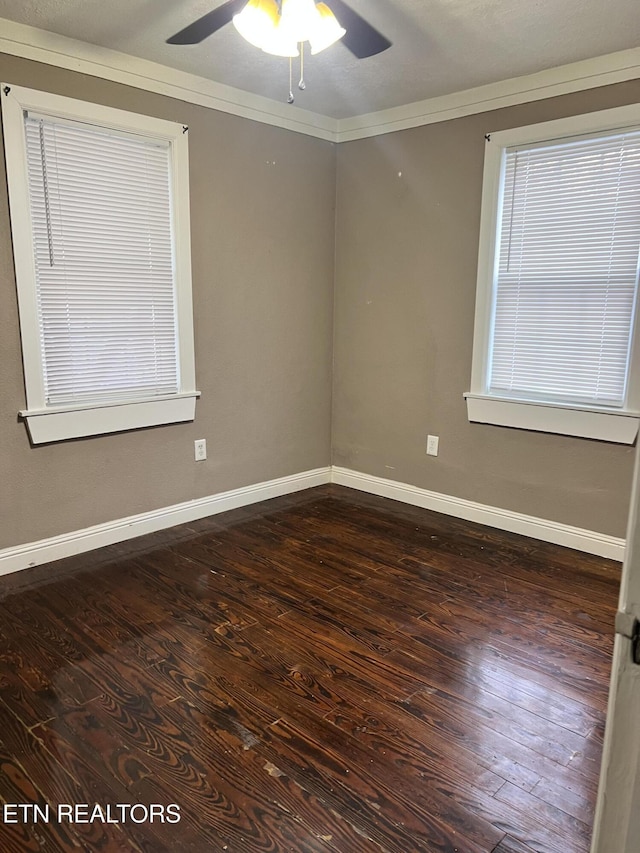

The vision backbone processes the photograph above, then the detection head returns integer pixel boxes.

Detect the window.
[2,84,198,444]
[467,105,640,444]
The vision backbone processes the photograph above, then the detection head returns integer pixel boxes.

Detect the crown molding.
[0,18,339,142]
[335,47,640,142]
[0,17,638,144]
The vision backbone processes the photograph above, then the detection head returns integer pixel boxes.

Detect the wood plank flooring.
[0,484,620,852]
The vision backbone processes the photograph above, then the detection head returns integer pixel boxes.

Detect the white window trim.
[468,103,640,445]
[1,83,199,444]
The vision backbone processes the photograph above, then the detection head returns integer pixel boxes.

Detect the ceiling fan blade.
[166,0,247,44]
[329,0,392,58]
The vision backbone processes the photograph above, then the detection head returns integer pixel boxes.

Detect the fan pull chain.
[298,42,306,90]
[288,56,294,103]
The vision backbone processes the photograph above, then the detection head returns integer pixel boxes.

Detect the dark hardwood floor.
[0,484,620,852]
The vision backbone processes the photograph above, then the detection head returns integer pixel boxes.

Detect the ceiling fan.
[166,0,392,60]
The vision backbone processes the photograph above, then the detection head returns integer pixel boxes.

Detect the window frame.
[467,104,640,445]
[1,83,199,444]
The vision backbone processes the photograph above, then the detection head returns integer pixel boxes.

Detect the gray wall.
[332,82,640,539]
[0,52,636,552]
[0,54,336,549]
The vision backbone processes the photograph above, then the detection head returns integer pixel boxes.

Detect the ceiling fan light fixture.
[232,0,279,50]
[279,0,322,44]
[309,2,346,54]
[261,19,300,56]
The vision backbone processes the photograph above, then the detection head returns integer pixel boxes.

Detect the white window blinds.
[24,113,179,407]
[489,130,640,407]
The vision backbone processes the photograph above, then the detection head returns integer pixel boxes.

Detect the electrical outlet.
[194,439,207,461]
[426,435,439,456]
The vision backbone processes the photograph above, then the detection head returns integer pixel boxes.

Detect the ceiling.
[0,0,639,119]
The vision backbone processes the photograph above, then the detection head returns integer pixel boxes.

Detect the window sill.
[464,393,639,444]
[20,393,200,444]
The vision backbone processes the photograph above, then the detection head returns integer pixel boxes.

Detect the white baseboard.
[0,463,624,577]
[331,466,625,562]
[0,467,331,577]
